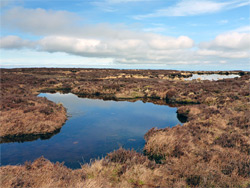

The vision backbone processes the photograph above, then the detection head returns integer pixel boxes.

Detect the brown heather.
[0,95,67,138]
[0,68,250,187]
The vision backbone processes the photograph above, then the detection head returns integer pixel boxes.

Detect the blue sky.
[0,0,249,70]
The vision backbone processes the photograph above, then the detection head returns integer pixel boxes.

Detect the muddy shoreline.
[1,68,249,187]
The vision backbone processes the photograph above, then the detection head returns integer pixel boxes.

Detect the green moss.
[128,178,135,183]
[138,180,144,185]
[87,173,94,179]
[130,91,144,98]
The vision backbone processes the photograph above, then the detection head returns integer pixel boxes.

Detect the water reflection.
[0,129,61,144]
[177,113,188,123]
[185,74,239,81]
[1,93,181,169]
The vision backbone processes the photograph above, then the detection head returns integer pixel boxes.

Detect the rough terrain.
[1,68,249,187]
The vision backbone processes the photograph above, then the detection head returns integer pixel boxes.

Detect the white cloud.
[1,7,161,39]
[200,32,250,50]
[134,0,250,18]
[39,36,101,54]
[1,7,78,35]
[198,32,250,60]
[232,26,250,33]
[1,7,195,64]
[147,35,194,49]
[197,49,250,58]
[1,7,249,67]
[1,34,195,64]
[0,35,35,49]
[37,35,194,62]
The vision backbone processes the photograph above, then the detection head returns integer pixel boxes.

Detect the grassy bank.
[0,95,67,138]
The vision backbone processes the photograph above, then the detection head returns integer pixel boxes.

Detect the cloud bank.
[1,6,249,66]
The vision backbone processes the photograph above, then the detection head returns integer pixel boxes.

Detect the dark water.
[1,93,181,169]
[185,74,239,81]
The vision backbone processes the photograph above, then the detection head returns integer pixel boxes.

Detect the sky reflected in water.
[185,74,239,81]
[1,93,181,169]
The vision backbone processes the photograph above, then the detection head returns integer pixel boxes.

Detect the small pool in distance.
[1,93,182,169]
[185,74,240,81]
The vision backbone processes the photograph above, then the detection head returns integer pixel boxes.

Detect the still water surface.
[185,74,240,81]
[1,93,181,169]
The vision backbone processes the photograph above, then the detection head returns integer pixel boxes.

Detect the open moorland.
[0,68,250,187]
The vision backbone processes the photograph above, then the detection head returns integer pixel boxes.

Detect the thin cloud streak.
[92,0,152,12]
[134,0,250,19]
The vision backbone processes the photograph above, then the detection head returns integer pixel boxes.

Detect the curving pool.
[1,93,182,169]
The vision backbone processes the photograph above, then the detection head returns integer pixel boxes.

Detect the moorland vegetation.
[0,68,249,187]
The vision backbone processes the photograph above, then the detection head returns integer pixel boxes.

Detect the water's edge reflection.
[1,93,183,168]
[1,94,187,144]
[0,128,61,144]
